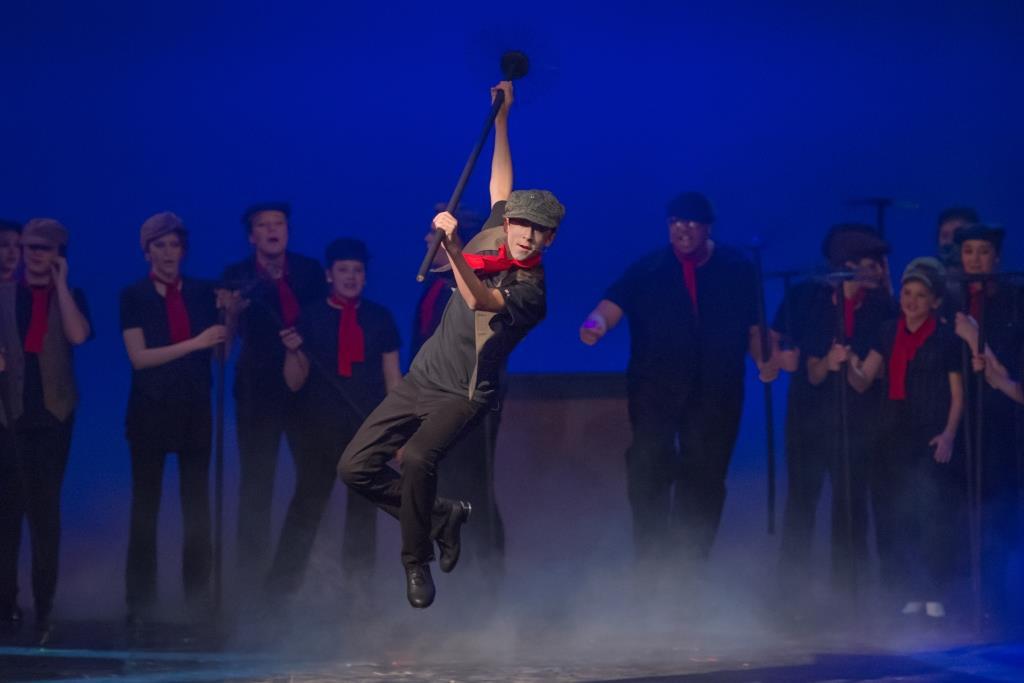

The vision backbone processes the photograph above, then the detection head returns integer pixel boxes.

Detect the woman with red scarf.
[120,212,225,627]
[270,237,400,601]
[846,257,964,620]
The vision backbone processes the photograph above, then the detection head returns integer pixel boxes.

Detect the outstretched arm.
[579,300,624,346]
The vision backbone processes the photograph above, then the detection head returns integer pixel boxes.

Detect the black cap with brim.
[241,201,292,228]
[666,191,715,224]
[953,224,1005,252]
[325,237,370,267]
[822,223,890,267]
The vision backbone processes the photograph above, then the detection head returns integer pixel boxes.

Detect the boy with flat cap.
[339,189,565,609]
[219,203,325,590]
[580,192,774,571]
[120,212,225,626]
[0,218,91,641]
[847,257,964,620]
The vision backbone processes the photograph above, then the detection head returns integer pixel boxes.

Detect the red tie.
[418,278,448,340]
[888,314,937,400]
[330,295,365,377]
[150,273,192,343]
[843,288,867,340]
[674,252,700,317]
[461,244,541,274]
[257,259,301,327]
[968,286,984,322]
[23,285,51,354]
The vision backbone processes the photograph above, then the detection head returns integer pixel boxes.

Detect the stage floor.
[2,620,1021,682]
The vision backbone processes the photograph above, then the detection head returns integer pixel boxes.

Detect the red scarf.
[418,278,448,340]
[330,294,365,377]
[674,250,703,316]
[23,284,52,354]
[150,273,192,343]
[257,258,300,327]
[968,285,984,321]
[888,314,937,400]
[843,288,867,340]
[461,244,541,275]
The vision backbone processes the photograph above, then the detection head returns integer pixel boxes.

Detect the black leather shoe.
[405,564,435,609]
[436,500,471,573]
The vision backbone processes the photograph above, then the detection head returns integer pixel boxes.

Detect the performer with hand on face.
[0,219,91,643]
[120,212,225,628]
[339,189,565,609]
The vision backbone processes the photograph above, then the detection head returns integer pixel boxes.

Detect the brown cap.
[22,218,68,247]
[140,211,186,251]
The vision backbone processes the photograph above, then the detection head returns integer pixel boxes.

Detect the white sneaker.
[901,601,923,615]
[925,601,945,618]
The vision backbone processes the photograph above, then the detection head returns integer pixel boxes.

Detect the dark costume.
[0,282,91,624]
[604,243,757,563]
[221,253,324,581]
[265,296,400,593]
[119,276,218,615]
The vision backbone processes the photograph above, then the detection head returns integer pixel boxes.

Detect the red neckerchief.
[968,283,984,321]
[888,314,937,400]
[673,248,706,317]
[461,243,541,275]
[23,281,51,354]
[418,278,448,340]
[150,272,192,343]
[843,288,867,340]
[329,294,365,377]
[257,257,300,327]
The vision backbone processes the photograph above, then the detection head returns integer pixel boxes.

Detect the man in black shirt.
[219,203,325,589]
[270,237,401,598]
[580,192,773,569]
[339,189,565,609]
[0,218,91,642]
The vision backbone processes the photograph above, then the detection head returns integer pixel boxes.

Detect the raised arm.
[489,81,514,206]
[52,258,90,345]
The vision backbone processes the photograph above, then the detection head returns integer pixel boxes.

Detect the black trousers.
[877,430,961,601]
[624,382,744,564]
[234,395,305,581]
[124,441,212,612]
[338,374,483,569]
[0,417,74,617]
[265,420,378,594]
[438,407,505,571]
[779,400,870,595]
